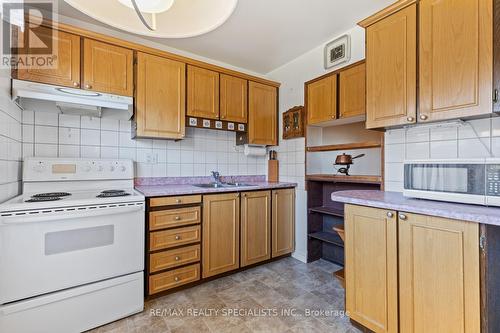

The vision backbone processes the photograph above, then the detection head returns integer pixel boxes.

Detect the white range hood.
[12,79,134,120]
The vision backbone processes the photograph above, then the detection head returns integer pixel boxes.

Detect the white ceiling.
[58,0,394,74]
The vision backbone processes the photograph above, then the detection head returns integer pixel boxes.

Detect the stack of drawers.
[147,195,202,295]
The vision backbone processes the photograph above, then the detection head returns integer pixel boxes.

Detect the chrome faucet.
[211,171,221,184]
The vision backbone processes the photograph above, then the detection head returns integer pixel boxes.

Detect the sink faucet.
[211,171,221,184]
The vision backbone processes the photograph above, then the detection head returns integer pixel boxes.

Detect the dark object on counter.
[269,150,277,160]
[334,153,365,176]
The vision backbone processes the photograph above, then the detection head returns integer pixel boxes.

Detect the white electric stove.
[0,158,145,333]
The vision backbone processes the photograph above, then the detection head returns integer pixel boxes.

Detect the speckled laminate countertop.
[331,190,500,226]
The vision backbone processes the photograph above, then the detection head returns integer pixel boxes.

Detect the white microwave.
[403,159,500,206]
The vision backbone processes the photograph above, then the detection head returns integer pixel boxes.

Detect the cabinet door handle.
[407,117,414,122]
[399,214,407,220]
[84,84,92,89]
[387,212,394,218]
[419,114,428,121]
[494,89,499,103]
[73,82,79,87]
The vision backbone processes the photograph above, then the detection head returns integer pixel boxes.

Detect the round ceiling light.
[63,0,238,38]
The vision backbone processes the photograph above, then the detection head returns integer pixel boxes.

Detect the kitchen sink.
[223,182,256,187]
[193,183,257,188]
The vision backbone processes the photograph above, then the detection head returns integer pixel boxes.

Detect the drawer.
[149,264,200,294]
[149,206,201,231]
[150,195,201,207]
[150,225,201,251]
[149,244,201,273]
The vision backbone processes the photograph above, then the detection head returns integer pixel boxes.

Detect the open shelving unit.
[306,141,382,152]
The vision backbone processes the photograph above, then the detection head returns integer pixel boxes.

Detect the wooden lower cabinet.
[272,188,295,257]
[398,213,480,333]
[241,191,271,266]
[202,193,240,278]
[345,205,398,333]
[345,204,480,333]
[149,264,200,295]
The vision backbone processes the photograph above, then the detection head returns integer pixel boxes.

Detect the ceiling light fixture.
[63,0,238,38]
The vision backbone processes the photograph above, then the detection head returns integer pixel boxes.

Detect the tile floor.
[89,258,359,333]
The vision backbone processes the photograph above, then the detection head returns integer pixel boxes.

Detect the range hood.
[12,79,134,120]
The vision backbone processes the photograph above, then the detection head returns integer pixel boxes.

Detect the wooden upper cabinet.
[419,0,492,122]
[83,39,134,96]
[202,193,240,278]
[398,213,480,333]
[362,3,417,129]
[272,188,295,257]
[187,65,220,119]
[15,27,80,88]
[339,62,366,118]
[241,191,271,267]
[345,204,398,333]
[135,52,185,139]
[248,81,277,146]
[307,75,337,124]
[220,74,248,123]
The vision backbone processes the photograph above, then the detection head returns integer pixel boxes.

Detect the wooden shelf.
[333,224,345,242]
[309,206,344,218]
[307,141,382,152]
[308,231,344,247]
[306,174,382,185]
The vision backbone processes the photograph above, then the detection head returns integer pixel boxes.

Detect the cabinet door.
[16,27,80,88]
[248,81,277,145]
[272,188,295,257]
[307,75,337,124]
[344,204,398,333]
[220,74,248,123]
[419,0,492,122]
[202,193,240,278]
[187,66,220,119]
[339,63,366,118]
[399,213,480,333]
[241,191,271,266]
[365,4,416,129]
[135,52,185,139]
[83,39,133,96]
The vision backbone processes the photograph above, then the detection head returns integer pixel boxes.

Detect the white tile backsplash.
[385,118,500,192]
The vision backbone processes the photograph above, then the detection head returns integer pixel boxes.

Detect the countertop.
[331,190,500,227]
[134,176,296,197]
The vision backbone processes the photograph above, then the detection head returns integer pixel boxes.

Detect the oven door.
[0,204,144,304]
[404,161,486,205]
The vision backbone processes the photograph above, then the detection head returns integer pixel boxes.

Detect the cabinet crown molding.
[358,0,417,28]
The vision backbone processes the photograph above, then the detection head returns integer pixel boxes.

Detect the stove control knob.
[120,165,127,172]
[33,163,45,173]
[96,164,104,172]
[109,165,116,172]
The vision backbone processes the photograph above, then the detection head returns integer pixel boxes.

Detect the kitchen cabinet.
[202,193,240,278]
[345,204,480,333]
[361,2,417,129]
[398,212,480,333]
[339,62,366,118]
[419,0,492,122]
[187,65,220,119]
[306,75,337,124]
[83,39,134,96]
[220,74,248,123]
[134,52,186,139]
[241,191,271,266]
[344,205,398,333]
[272,188,295,257]
[248,81,278,145]
[14,27,81,88]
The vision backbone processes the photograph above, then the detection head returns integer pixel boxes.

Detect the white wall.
[266,26,369,263]
[0,71,22,203]
[385,118,500,192]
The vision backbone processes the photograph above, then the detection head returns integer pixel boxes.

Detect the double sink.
[193,182,257,188]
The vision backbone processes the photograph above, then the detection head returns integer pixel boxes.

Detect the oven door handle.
[0,205,144,225]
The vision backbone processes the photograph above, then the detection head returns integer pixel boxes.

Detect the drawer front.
[149,244,201,273]
[149,206,201,231]
[149,264,200,294]
[150,225,201,251]
[150,195,201,207]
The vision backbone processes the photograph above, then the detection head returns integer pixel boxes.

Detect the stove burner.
[97,192,131,198]
[101,190,126,194]
[32,192,72,198]
[25,196,63,202]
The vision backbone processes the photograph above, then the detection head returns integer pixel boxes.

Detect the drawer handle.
[399,214,407,221]
[73,82,79,87]
[419,114,428,121]
[175,235,181,240]
[84,84,92,89]
[387,212,394,218]
[406,116,414,122]
[175,216,181,221]
[175,256,181,261]
[174,276,179,282]
[176,199,182,204]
